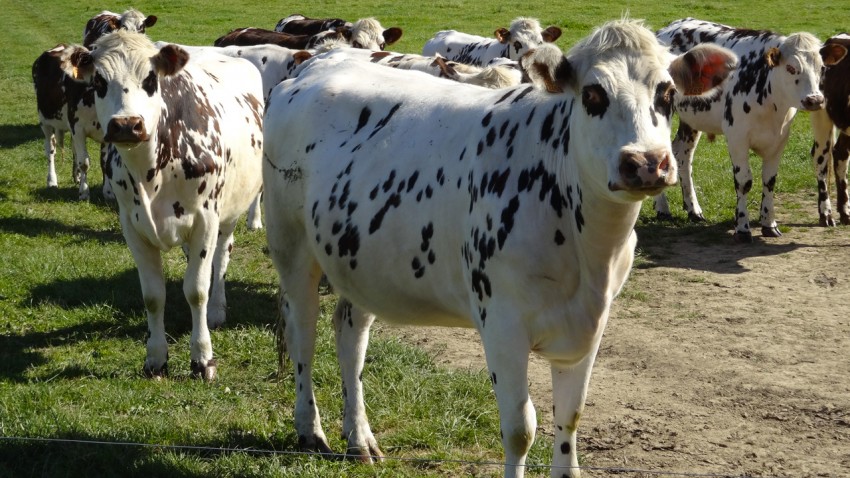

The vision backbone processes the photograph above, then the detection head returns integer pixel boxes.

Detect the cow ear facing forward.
[494,27,511,44]
[520,44,573,94]
[382,27,403,46]
[152,44,190,77]
[669,43,738,95]
[821,42,848,67]
[58,45,95,83]
[542,26,563,43]
[765,47,782,68]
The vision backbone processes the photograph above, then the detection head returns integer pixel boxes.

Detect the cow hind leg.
[207,221,237,329]
[42,125,59,188]
[72,130,91,200]
[834,132,850,225]
[246,191,263,230]
[332,298,382,463]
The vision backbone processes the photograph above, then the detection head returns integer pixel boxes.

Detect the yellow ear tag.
[72,66,79,79]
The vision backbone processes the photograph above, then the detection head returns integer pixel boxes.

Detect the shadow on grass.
[0,123,41,149]
[0,214,123,243]
[634,219,807,274]
[0,269,276,382]
[31,182,116,206]
[0,428,303,478]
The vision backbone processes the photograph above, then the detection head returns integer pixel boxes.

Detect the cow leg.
[332,298,383,462]
[207,221,236,329]
[729,143,754,242]
[673,123,704,222]
[834,132,850,225]
[120,215,168,377]
[550,340,602,478]
[810,109,835,226]
[758,153,782,237]
[100,143,115,200]
[246,191,263,230]
[481,318,535,478]
[183,221,219,380]
[42,125,59,188]
[71,128,91,200]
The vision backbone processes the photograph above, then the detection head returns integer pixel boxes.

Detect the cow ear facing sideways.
[144,15,158,29]
[519,44,573,94]
[542,26,563,43]
[821,42,848,67]
[59,45,95,83]
[151,44,190,77]
[494,27,511,44]
[669,43,738,95]
[382,27,403,46]
[765,46,782,68]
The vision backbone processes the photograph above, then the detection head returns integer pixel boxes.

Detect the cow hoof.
[655,212,674,222]
[347,443,384,464]
[732,231,753,243]
[687,212,706,223]
[819,214,836,227]
[761,226,782,238]
[841,214,850,226]
[143,362,168,379]
[298,434,335,458]
[190,359,217,381]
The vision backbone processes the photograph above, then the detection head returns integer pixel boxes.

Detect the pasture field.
[0,1,848,477]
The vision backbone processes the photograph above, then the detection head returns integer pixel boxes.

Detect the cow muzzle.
[610,149,677,193]
[105,116,149,144]
[801,94,825,111]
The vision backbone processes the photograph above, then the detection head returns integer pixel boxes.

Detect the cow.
[422,17,562,66]
[809,35,850,226]
[653,18,828,242]
[213,27,332,49]
[83,8,158,48]
[306,44,522,89]
[262,19,735,477]
[274,13,349,36]
[275,16,403,51]
[59,31,265,380]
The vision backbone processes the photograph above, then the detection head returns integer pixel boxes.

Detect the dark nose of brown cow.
[105,116,148,143]
[802,94,825,111]
[613,149,676,191]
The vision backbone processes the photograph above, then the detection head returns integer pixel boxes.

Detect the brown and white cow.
[810,35,850,226]
[422,17,562,66]
[60,31,264,380]
[274,13,349,36]
[275,16,403,50]
[213,27,330,49]
[83,8,157,48]
[263,19,735,477]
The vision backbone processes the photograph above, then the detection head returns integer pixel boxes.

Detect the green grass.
[0,1,846,476]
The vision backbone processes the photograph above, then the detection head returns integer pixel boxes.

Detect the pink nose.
[611,149,676,191]
[105,116,148,143]
[802,94,825,111]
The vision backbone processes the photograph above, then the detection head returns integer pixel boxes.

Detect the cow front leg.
[550,339,602,478]
[810,109,835,226]
[100,143,115,200]
[729,144,754,242]
[834,132,850,225]
[758,155,782,237]
[183,221,219,380]
[332,299,382,463]
[481,319,535,478]
[207,221,237,329]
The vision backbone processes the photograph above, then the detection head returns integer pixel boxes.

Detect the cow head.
[521,21,736,199]
[120,8,158,34]
[347,17,403,50]
[765,32,826,111]
[61,31,189,147]
[495,17,563,61]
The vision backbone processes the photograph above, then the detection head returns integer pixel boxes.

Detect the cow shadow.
[0,214,123,244]
[1,270,276,383]
[32,183,117,207]
[0,123,41,149]
[634,219,806,274]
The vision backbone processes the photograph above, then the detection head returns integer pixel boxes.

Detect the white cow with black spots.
[653,18,827,242]
[263,19,735,477]
[60,31,264,380]
[422,17,562,66]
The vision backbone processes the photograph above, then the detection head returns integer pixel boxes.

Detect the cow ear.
[821,42,848,67]
[59,45,95,83]
[152,44,189,77]
[520,44,572,94]
[144,15,158,28]
[383,27,403,45]
[293,50,312,65]
[542,26,562,43]
[494,28,510,44]
[764,47,781,67]
[669,43,738,95]
[431,55,458,79]
[336,26,353,41]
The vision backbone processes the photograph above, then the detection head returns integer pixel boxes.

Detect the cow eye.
[142,71,158,96]
[92,72,108,98]
[581,84,610,117]
[352,41,363,49]
[786,64,797,74]
[513,40,522,53]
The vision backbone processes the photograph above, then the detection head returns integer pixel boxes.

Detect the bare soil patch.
[376,192,850,477]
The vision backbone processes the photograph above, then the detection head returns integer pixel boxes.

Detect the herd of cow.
[29,8,850,478]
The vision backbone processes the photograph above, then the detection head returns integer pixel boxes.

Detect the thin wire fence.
[0,435,783,478]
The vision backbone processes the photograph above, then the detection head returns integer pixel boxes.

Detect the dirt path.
[376,193,850,477]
